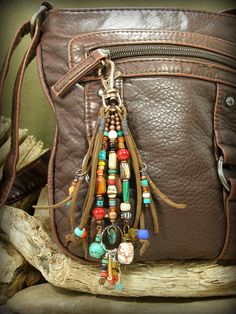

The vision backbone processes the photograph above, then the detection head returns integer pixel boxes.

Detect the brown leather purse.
[1,2,236,287]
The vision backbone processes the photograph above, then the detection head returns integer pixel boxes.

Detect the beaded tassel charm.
[61,57,186,289]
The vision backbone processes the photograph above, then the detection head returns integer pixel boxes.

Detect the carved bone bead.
[117,242,134,264]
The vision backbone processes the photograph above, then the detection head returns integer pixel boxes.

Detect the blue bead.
[74,227,84,237]
[143,198,151,204]
[137,229,150,240]
[99,150,106,160]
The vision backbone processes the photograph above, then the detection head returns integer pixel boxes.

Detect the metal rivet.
[225,96,235,107]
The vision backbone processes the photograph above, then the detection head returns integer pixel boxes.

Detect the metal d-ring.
[217,155,230,192]
[30,4,51,37]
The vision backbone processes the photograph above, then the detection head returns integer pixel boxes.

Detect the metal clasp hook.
[98,59,122,109]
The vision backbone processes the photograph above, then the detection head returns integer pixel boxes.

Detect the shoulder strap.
[0,4,51,207]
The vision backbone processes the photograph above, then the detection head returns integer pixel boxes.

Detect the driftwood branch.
[0,206,235,297]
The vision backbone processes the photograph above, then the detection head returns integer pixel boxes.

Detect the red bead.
[80,229,87,239]
[117,148,130,161]
[107,179,116,185]
[108,275,118,285]
[93,207,105,220]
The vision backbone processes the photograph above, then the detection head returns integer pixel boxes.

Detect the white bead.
[108,151,117,170]
[107,185,117,198]
[117,242,134,264]
[120,202,131,211]
[142,192,150,198]
[108,130,117,139]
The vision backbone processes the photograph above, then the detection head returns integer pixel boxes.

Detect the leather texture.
[1,6,235,263]
[35,7,236,262]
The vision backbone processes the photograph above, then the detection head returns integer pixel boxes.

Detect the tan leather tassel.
[139,208,150,256]
[147,175,186,209]
[78,107,109,229]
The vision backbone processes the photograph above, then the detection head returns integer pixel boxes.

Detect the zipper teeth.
[108,45,236,69]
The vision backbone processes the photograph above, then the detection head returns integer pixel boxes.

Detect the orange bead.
[96,176,106,195]
[97,169,104,175]
[118,137,125,143]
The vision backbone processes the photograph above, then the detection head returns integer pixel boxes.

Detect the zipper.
[107,44,236,69]
[52,44,236,97]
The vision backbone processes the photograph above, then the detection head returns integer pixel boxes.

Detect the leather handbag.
[1,2,236,287]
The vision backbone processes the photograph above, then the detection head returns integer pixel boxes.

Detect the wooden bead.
[108,211,117,220]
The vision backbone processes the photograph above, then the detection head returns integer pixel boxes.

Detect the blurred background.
[0,0,235,147]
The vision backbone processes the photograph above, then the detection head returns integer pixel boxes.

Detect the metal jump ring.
[140,162,148,173]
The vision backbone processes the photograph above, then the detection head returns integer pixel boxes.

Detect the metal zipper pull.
[52,49,109,97]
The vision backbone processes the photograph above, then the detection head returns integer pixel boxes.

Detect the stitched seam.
[114,58,236,74]
[69,30,236,47]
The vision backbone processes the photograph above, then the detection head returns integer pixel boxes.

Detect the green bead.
[108,169,117,174]
[99,150,106,160]
[117,130,123,137]
[66,201,71,208]
[141,179,149,187]
[123,180,130,202]
[143,198,151,204]
[103,131,109,136]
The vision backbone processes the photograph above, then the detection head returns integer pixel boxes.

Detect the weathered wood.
[0,206,235,298]
[0,235,44,304]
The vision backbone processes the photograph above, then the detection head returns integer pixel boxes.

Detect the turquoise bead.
[117,130,123,137]
[89,235,106,259]
[109,199,116,206]
[102,258,108,264]
[143,198,151,204]
[103,131,109,136]
[66,201,71,208]
[99,150,106,160]
[115,283,124,291]
[123,180,130,202]
[141,179,149,187]
[96,199,104,207]
[74,227,85,237]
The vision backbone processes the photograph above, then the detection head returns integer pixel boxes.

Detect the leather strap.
[0,21,41,207]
